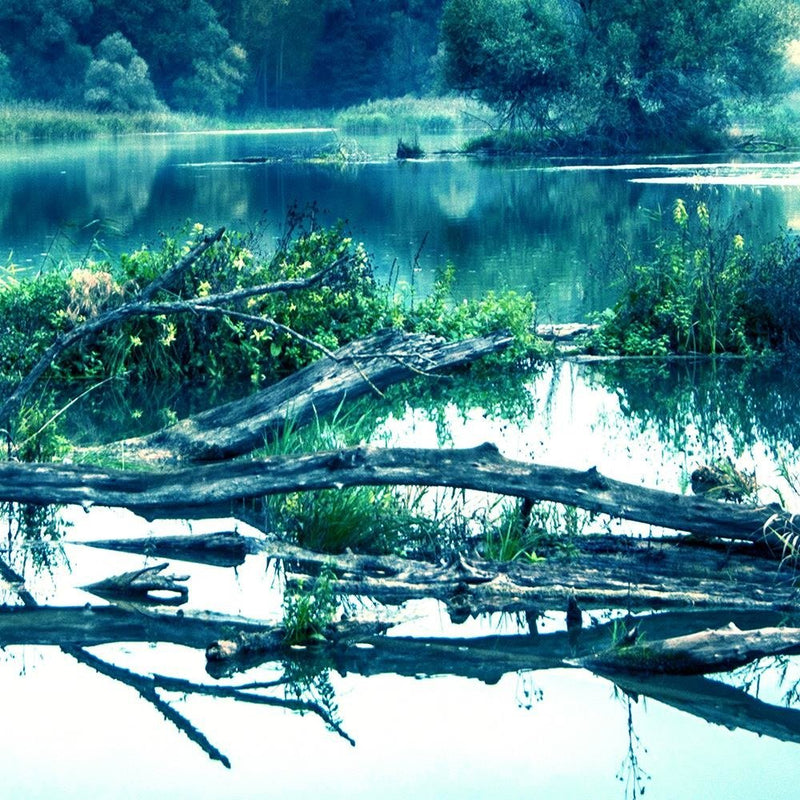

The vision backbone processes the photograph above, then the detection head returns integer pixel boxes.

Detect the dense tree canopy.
[0,0,445,112]
[441,0,797,149]
[0,0,795,137]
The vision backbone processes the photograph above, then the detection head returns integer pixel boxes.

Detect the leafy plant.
[282,564,338,646]
[589,198,800,356]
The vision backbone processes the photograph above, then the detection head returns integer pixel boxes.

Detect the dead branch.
[82,562,189,605]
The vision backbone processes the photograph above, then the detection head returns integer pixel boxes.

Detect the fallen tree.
[5,443,798,556]
[94,328,513,463]
[582,623,800,676]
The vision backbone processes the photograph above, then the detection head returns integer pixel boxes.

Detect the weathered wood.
[263,534,800,614]
[71,528,800,615]
[80,531,255,567]
[98,328,513,462]
[582,623,800,675]
[2,444,797,557]
[82,562,189,604]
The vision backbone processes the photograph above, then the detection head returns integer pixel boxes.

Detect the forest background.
[0,0,798,144]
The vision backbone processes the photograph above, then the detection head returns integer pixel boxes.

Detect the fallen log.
[3,444,798,557]
[581,623,800,676]
[82,562,189,605]
[77,529,800,615]
[95,328,513,463]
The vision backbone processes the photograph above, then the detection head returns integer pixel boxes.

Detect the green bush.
[588,198,800,356]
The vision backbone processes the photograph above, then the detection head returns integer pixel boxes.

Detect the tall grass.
[0,103,336,141]
[334,96,491,134]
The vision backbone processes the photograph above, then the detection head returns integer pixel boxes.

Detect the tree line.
[0,0,796,149]
[0,0,445,115]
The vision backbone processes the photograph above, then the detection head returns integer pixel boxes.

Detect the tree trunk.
[5,444,797,556]
[92,328,513,463]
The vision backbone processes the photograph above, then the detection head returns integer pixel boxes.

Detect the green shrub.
[588,198,800,356]
[282,564,338,645]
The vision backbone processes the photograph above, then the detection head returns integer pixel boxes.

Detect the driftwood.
[62,528,800,615]
[97,328,512,463]
[82,562,190,604]
[582,623,800,676]
[2,445,798,557]
[80,531,255,567]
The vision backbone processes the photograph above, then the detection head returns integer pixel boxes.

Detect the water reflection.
[2,134,799,322]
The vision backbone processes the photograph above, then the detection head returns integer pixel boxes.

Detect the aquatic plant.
[334,96,486,134]
[481,499,586,562]
[588,198,800,356]
[282,563,338,645]
[396,137,425,159]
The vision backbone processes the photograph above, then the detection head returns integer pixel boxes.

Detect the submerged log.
[581,623,800,676]
[611,672,800,746]
[80,531,255,567]
[83,562,190,605]
[206,619,392,663]
[0,605,268,648]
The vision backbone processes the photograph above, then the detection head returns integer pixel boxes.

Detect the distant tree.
[172,44,248,115]
[441,0,797,149]
[84,33,162,112]
[441,0,575,131]
[90,0,248,112]
[0,50,15,101]
[0,0,93,104]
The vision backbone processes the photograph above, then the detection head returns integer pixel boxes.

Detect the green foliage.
[0,269,71,383]
[403,264,542,366]
[12,395,70,463]
[588,198,800,355]
[171,45,248,116]
[441,0,576,132]
[441,0,797,151]
[282,564,338,645]
[334,96,483,134]
[84,32,163,113]
[277,487,420,555]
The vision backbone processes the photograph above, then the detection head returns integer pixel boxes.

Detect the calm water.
[2,133,800,798]
[3,131,800,320]
[3,359,800,798]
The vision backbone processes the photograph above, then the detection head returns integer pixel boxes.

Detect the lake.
[2,131,800,798]
[3,131,800,321]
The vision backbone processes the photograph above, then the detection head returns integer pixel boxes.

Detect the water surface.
[3,132,799,321]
